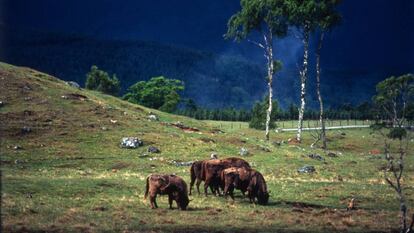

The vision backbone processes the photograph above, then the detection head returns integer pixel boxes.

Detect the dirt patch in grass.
[111,162,130,170]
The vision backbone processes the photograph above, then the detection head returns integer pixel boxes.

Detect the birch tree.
[226,0,288,141]
[314,0,342,149]
[285,0,320,142]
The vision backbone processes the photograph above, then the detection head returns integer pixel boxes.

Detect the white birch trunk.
[316,32,327,149]
[296,26,310,142]
[264,31,274,141]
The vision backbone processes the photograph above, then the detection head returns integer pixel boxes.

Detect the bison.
[144,174,190,210]
[247,170,269,205]
[221,167,250,199]
[200,157,250,196]
[221,167,269,205]
[189,160,207,195]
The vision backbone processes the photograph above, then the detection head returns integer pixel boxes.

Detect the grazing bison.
[200,157,250,196]
[221,167,251,200]
[144,174,190,210]
[189,159,221,195]
[189,160,203,195]
[247,170,269,205]
[221,167,269,205]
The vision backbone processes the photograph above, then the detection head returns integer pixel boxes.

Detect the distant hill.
[1,28,405,109]
[2,29,267,109]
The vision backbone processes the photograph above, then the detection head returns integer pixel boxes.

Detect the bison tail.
[144,176,150,199]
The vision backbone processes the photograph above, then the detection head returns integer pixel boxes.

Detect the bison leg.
[168,194,173,209]
[196,179,202,195]
[204,177,211,196]
[150,194,158,209]
[228,187,235,200]
[189,177,195,196]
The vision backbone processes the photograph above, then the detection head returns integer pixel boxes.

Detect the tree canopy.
[85,65,120,96]
[123,76,184,113]
[225,0,288,41]
[373,73,414,126]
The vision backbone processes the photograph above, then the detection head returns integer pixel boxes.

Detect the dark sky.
[1,0,413,74]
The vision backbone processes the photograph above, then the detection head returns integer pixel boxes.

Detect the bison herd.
[144,157,269,210]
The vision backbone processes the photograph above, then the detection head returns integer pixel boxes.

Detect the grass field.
[1,62,414,233]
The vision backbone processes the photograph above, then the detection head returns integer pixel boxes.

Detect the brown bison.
[221,167,250,199]
[221,167,269,205]
[200,157,250,196]
[144,174,190,210]
[189,160,206,195]
[247,170,269,205]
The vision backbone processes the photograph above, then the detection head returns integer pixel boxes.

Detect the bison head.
[257,191,269,205]
[175,191,190,210]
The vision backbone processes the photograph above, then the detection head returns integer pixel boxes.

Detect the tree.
[285,0,320,142]
[373,74,414,127]
[123,76,184,113]
[249,96,279,130]
[372,74,414,233]
[226,0,288,140]
[314,0,342,149]
[85,65,120,96]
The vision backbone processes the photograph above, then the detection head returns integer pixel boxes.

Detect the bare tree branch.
[247,39,265,49]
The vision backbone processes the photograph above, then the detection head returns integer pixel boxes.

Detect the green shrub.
[85,65,120,96]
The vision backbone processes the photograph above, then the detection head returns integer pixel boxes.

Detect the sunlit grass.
[1,62,413,232]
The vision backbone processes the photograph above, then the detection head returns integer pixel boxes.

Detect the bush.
[123,76,184,113]
[249,96,279,130]
[85,65,120,96]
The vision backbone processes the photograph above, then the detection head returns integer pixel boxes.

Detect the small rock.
[13,145,22,150]
[148,114,159,121]
[258,145,271,152]
[23,85,32,91]
[327,152,337,157]
[101,127,108,131]
[61,95,68,99]
[21,126,32,134]
[297,165,316,174]
[240,147,249,156]
[120,137,143,149]
[66,81,81,89]
[148,146,160,153]
[307,154,324,161]
[139,153,149,158]
[110,119,118,124]
[273,141,282,147]
[0,101,4,107]
[170,160,193,167]
[174,121,185,128]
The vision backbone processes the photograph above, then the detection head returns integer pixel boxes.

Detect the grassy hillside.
[1,62,413,232]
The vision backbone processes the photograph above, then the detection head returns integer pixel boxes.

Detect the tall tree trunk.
[316,32,327,149]
[264,31,274,141]
[296,26,310,142]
